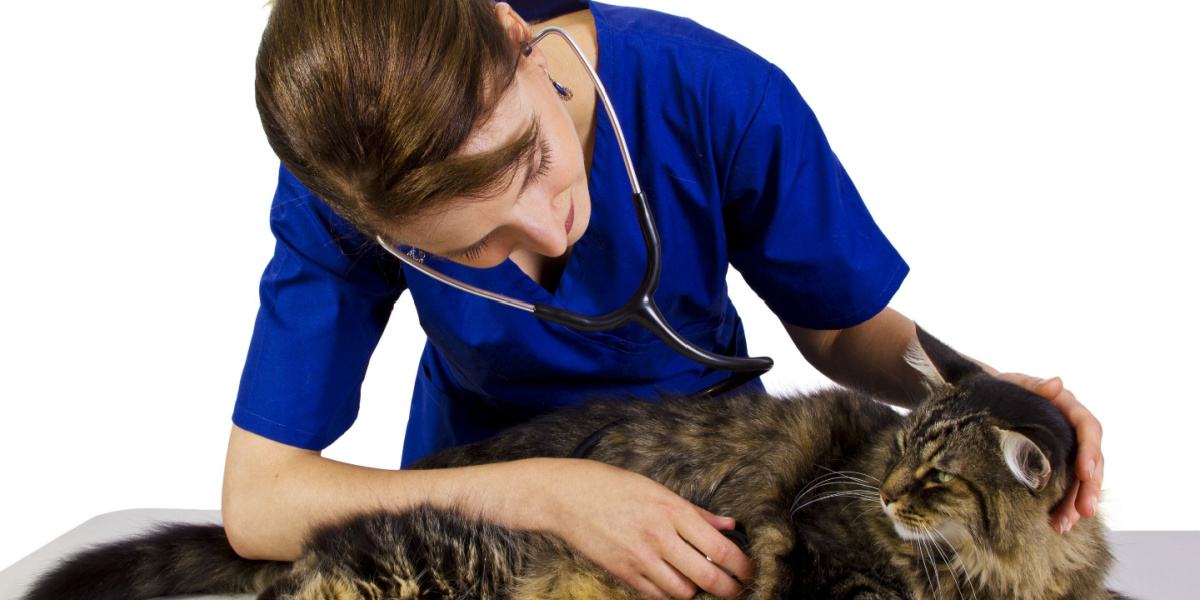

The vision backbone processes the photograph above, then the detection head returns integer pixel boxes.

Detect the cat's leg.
[736,521,796,600]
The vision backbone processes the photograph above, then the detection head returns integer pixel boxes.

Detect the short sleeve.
[232,164,406,450]
[723,65,908,330]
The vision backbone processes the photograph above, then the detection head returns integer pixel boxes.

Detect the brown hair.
[254,0,537,241]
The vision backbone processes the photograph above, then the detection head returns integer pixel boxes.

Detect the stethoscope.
[377,26,773,398]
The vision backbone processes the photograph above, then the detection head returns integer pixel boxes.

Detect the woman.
[224,2,1105,599]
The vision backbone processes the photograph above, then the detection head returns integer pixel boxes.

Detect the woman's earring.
[524,41,571,101]
[546,69,574,101]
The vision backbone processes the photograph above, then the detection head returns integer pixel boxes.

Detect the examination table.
[1,509,1194,599]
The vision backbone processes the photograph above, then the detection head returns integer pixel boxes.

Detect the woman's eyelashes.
[454,139,556,262]
[533,137,553,183]
[457,234,492,261]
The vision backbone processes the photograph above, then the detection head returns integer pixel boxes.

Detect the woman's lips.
[564,202,575,235]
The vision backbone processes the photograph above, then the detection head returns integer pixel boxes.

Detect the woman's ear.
[495,4,532,48]
[494,2,548,69]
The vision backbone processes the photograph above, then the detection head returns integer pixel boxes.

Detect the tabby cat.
[23,327,1130,599]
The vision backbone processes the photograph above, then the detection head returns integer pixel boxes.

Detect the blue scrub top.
[233,1,909,467]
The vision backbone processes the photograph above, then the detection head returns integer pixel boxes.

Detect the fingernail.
[1089,497,1098,516]
[1088,460,1097,480]
[1059,518,1070,534]
[1035,378,1048,388]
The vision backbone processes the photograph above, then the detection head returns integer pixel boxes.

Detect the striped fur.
[22,327,1132,599]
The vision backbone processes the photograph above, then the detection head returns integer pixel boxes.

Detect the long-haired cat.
[22,327,1130,599]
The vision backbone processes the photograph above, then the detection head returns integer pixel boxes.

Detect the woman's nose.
[512,191,569,257]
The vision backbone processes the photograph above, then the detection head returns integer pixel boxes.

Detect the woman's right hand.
[516,458,755,599]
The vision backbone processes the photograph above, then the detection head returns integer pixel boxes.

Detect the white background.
[2,0,1197,570]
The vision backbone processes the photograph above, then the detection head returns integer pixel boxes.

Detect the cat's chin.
[889,517,970,547]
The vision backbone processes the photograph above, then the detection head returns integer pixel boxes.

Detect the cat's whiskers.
[926,528,974,600]
[911,539,937,600]
[791,472,879,514]
[919,535,945,599]
[816,465,881,483]
[837,494,877,519]
[924,524,965,600]
[791,479,877,507]
[848,497,884,527]
[790,490,879,517]
[790,484,877,515]
[931,526,979,600]
[794,471,878,497]
[801,470,880,493]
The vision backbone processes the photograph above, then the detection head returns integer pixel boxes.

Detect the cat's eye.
[933,469,954,483]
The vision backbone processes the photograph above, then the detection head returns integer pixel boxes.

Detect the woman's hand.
[524,458,754,599]
[993,373,1104,534]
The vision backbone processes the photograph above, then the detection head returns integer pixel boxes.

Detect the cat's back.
[412,387,902,486]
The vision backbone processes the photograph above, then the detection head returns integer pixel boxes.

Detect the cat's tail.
[20,522,292,600]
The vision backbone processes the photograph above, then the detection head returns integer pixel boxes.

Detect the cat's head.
[875,325,1077,550]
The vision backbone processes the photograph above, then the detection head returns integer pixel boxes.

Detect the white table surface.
[0,508,1193,599]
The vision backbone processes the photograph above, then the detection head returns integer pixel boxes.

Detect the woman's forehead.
[457,70,534,157]
[391,67,543,249]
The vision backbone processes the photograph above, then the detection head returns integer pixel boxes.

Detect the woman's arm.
[220,425,753,599]
[783,307,929,409]
[781,306,1104,534]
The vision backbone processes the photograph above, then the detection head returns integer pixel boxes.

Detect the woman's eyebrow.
[445,119,545,256]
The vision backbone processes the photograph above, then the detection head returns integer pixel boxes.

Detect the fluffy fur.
[22,327,1132,599]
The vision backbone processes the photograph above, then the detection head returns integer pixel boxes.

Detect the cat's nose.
[880,491,893,506]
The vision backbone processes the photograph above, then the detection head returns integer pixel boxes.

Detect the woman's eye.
[934,469,954,483]
[531,138,553,184]
[457,235,492,261]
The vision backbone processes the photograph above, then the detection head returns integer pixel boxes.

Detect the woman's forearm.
[220,425,549,561]
[782,307,929,408]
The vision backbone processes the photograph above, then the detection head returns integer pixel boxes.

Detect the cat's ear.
[903,325,985,389]
[997,428,1053,492]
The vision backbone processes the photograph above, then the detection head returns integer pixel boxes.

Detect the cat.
[22,326,1131,599]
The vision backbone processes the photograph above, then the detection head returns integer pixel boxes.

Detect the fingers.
[1049,480,1081,533]
[1027,374,1062,397]
[673,509,754,593]
[1043,383,1105,522]
[627,574,672,600]
[637,558,697,600]
[696,506,737,531]
[685,514,754,584]
[1077,456,1104,518]
[664,536,744,599]
[1018,376,1104,533]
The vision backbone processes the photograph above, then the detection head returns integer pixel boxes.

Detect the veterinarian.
[223,2,1105,598]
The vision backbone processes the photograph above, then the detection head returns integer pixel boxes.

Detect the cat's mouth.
[890,517,937,542]
[889,514,970,546]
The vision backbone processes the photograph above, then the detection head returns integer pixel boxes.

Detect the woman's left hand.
[993,372,1104,534]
